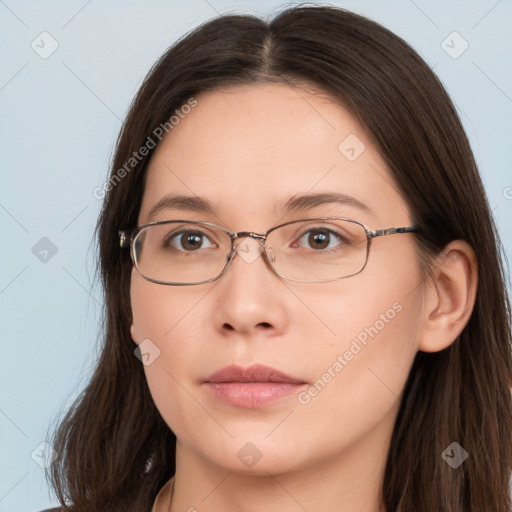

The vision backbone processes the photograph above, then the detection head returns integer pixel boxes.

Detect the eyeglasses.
[119,218,418,285]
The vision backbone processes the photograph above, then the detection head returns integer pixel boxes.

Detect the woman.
[44,4,512,511]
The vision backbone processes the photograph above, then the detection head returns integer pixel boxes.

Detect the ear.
[418,240,478,353]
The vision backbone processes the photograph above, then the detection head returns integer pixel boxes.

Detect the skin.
[129,82,477,512]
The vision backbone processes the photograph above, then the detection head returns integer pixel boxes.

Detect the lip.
[203,364,307,408]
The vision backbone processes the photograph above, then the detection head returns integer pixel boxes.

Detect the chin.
[185,431,322,477]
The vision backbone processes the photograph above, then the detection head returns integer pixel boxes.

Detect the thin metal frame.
[119,218,418,285]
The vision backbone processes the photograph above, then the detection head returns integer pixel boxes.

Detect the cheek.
[287,294,419,468]
[130,271,203,383]
[295,251,422,438]
[130,271,210,439]
[130,269,203,343]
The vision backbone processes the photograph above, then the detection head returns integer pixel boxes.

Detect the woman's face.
[130,82,424,476]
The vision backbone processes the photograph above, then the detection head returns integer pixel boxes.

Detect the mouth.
[203,364,307,408]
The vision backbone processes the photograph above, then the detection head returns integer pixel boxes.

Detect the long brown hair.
[47,4,512,511]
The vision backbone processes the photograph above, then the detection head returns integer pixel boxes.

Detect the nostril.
[258,322,272,328]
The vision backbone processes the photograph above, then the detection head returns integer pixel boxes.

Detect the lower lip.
[205,382,306,408]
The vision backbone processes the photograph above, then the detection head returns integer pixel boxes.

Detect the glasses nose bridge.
[230,230,268,255]
[227,230,275,269]
[234,231,267,243]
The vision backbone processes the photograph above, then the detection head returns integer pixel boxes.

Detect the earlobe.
[130,322,140,345]
[418,240,478,353]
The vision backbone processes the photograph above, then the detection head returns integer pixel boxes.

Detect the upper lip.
[205,364,305,384]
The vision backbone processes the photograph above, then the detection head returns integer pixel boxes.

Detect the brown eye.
[164,230,216,252]
[307,230,330,250]
[293,228,347,251]
[179,232,203,251]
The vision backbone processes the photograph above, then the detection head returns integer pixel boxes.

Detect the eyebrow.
[146,191,373,221]
[282,192,372,216]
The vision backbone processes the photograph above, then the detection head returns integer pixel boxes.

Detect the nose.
[211,236,289,336]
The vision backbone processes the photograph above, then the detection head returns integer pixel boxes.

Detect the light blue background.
[1,1,511,510]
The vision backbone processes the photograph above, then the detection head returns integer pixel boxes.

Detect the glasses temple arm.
[368,226,418,238]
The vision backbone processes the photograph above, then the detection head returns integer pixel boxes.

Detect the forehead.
[139,83,410,228]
